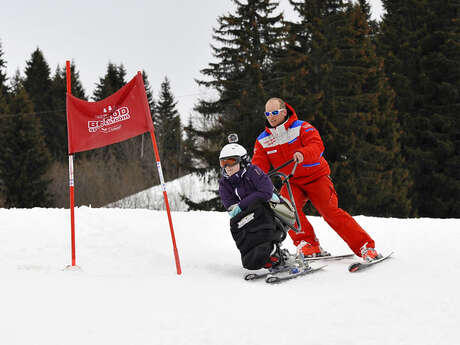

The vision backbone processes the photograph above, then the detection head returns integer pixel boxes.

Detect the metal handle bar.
[268,159,302,233]
[269,170,301,233]
[268,159,299,181]
[268,159,294,176]
[288,161,298,179]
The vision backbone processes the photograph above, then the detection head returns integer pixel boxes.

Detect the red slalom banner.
[65,62,182,274]
[66,73,154,154]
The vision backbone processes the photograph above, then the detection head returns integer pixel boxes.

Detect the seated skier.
[218,141,287,270]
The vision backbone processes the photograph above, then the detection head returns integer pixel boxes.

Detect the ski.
[348,252,394,272]
[304,253,355,261]
[265,265,326,284]
[243,248,336,283]
[244,266,291,281]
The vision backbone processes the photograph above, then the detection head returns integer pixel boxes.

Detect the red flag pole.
[148,129,182,275]
[66,60,77,267]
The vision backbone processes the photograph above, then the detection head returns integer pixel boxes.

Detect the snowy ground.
[107,172,219,211]
[0,207,459,345]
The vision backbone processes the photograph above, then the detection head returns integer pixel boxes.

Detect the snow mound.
[107,172,219,211]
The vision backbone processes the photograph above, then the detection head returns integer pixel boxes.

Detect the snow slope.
[107,172,219,211]
[0,207,458,345]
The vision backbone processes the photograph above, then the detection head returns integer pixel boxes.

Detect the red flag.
[66,73,154,154]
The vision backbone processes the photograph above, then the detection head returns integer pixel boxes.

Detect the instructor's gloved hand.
[228,205,242,218]
[270,193,280,203]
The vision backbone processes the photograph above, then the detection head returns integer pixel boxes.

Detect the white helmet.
[219,143,247,159]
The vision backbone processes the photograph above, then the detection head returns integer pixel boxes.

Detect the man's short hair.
[267,97,286,109]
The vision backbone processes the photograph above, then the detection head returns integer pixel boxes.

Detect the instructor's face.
[265,100,287,127]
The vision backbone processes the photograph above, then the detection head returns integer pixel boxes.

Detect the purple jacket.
[219,164,274,210]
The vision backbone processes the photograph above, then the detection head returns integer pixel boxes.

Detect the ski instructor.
[252,97,381,262]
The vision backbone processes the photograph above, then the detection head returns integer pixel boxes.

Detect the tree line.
[0,0,458,218]
[185,0,459,218]
[0,46,188,208]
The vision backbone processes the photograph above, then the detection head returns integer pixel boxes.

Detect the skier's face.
[225,162,240,176]
[265,100,287,127]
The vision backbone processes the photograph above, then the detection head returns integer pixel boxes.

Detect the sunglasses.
[264,109,285,117]
[219,157,241,168]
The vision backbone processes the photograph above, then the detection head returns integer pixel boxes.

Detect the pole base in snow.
[63,264,82,271]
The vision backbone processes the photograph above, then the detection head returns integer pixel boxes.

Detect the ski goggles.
[219,157,241,168]
[264,109,285,117]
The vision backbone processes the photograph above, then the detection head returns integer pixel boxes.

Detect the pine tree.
[139,70,156,162]
[142,70,155,116]
[357,0,379,38]
[0,41,9,203]
[284,0,411,216]
[0,73,52,207]
[155,77,183,181]
[0,40,8,116]
[23,48,62,160]
[189,0,285,210]
[181,115,195,174]
[0,40,8,99]
[23,48,52,111]
[55,62,86,99]
[378,0,460,217]
[418,0,460,217]
[271,2,317,122]
[50,62,86,160]
[92,63,127,101]
[197,0,285,153]
[91,62,128,159]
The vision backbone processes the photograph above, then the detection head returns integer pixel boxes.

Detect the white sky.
[0,0,384,121]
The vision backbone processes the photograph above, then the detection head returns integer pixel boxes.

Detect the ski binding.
[265,264,326,283]
[244,249,326,283]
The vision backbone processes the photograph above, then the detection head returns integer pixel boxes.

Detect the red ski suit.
[252,103,374,256]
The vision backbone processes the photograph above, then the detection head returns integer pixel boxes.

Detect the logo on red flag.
[88,105,131,134]
[66,73,154,154]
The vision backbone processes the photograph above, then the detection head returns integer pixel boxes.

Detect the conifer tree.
[155,77,183,180]
[139,70,156,161]
[357,0,379,38]
[91,63,128,159]
[23,48,52,111]
[0,40,8,115]
[0,73,52,207]
[285,0,411,216]
[181,115,195,174]
[270,3,315,122]
[142,70,155,115]
[92,63,127,101]
[0,40,8,99]
[0,41,9,202]
[23,48,61,159]
[53,62,86,99]
[189,0,285,210]
[378,0,460,217]
[196,0,284,156]
[50,62,86,160]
